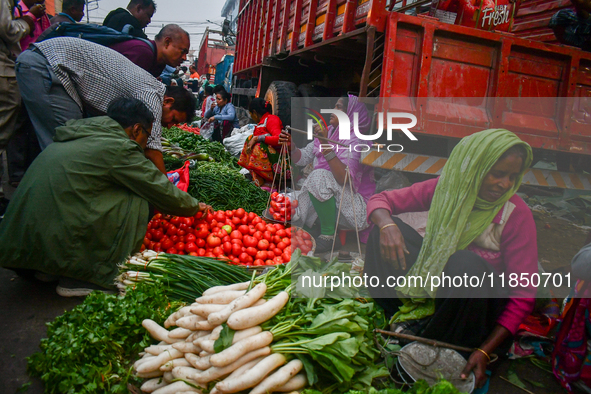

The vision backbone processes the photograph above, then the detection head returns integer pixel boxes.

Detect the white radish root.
[172,341,202,354]
[199,350,209,357]
[164,306,193,328]
[153,380,200,394]
[172,366,201,381]
[143,319,181,344]
[208,325,224,341]
[210,331,273,367]
[190,346,271,384]
[145,345,173,356]
[185,353,212,370]
[190,304,227,318]
[208,283,267,326]
[137,349,184,373]
[249,359,304,394]
[274,374,308,392]
[231,326,263,344]
[223,357,264,382]
[199,339,215,354]
[195,290,246,305]
[168,327,194,339]
[187,330,211,343]
[135,355,156,369]
[214,353,287,393]
[140,377,167,393]
[177,316,215,331]
[227,292,289,330]
[202,282,251,296]
[160,358,191,371]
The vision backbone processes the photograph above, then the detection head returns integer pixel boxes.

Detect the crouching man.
[0,98,208,296]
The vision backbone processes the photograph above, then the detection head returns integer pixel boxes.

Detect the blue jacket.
[204,102,239,129]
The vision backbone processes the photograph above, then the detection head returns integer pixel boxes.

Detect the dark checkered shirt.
[33,37,166,151]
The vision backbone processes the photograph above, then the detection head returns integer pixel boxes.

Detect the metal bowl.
[396,342,475,393]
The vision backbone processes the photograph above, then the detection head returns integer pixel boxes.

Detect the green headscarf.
[392,129,533,323]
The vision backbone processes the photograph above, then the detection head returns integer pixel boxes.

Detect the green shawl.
[392,129,533,323]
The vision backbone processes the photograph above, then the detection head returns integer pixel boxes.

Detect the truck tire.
[265,81,298,127]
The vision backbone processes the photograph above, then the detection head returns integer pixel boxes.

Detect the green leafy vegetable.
[214,324,236,353]
[27,284,183,394]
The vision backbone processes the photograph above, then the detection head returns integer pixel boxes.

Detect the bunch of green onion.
[117,250,252,302]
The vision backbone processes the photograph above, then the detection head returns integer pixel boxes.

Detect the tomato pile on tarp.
[143,209,292,266]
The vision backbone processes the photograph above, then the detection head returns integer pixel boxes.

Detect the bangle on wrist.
[323,150,337,161]
[380,223,397,232]
[474,348,491,363]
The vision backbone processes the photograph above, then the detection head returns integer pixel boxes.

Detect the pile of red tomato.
[269,192,297,222]
[142,208,292,266]
[177,124,201,135]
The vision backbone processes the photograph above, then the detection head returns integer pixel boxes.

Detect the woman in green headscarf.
[365,129,538,389]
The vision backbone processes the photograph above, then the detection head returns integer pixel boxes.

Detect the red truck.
[197,28,235,78]
[231,0,591,190]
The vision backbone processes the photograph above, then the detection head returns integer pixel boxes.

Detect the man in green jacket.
[0,97,207,296]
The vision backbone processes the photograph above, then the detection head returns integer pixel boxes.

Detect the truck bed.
[380,12,591,155]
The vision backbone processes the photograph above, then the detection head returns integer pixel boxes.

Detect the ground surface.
[1,159,589,393]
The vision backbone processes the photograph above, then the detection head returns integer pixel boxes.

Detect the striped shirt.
[32,37,166,151]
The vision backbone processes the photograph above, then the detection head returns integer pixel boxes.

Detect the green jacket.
[0,117,200,288]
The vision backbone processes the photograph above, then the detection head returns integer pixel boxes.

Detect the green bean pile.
[163,128,239,168]
[188,162,268,214]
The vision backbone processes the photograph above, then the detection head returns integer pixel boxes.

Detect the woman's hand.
[379,225,410,270]
[279,131,292,148]
[208,117,215,123]
[315,123,328,139]
[29,3,46,18]
[246,137,257,153]
[461,351,489,389]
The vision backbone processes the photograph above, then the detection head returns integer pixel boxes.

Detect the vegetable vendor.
[0,98,208,297]
[364,129,538,389]
[203,89,239,142]
[279,95,376,253]
[238,98,287,191]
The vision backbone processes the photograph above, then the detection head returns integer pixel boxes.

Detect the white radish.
[165,306,193,328]
[187,330,210,343]
[163,372,174,383]
[214,353,287,393]
[199,339,215,354]
[153,380,200,394]
[160,358,191,371]
[172,341,202,354]
[136,370,164,379]
[145,345,173,356]
[275,374,308,392]
[202,281,251,296]
[199,351,209,357]
[169,327,194,339]
[231,326,263,344]
[135,355,156,369]
[177,316,215,331]
[208,283,267,326]
[227,292,289,330]
[185,353,211,370]
[210,331,273,367]
[141,377,167,393]
[172,366,201,381]
[195,290,246,305]
[190,346,271,384]
[223,357,264,382]
[249,360,304,394]
[253,298,266,306]
[137,349,184,373]
[190,304,227,318]
[208,325,225,341]
[143,319,181,344]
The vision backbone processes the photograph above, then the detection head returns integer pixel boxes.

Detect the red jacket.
[253,113,283,147]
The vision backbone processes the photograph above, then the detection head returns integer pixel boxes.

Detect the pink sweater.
[366,178,537,335]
